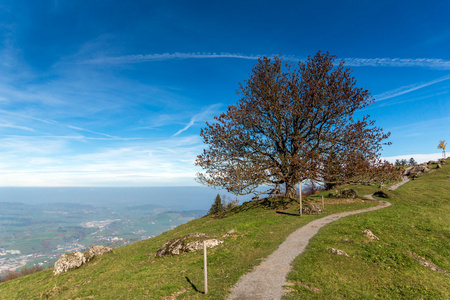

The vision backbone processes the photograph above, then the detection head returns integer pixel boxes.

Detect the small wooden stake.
[203,241,208,294]
[322,195,324,210]
[299,183,302,217]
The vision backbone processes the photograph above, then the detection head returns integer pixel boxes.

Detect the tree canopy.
[195,51,396,197]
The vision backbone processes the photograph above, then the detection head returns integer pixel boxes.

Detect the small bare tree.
[438,140,447,158]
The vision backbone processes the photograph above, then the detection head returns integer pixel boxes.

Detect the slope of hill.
[0,160,448,299]
[285,159,450,299]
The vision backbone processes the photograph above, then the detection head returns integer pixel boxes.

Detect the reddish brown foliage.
[195,51,394,197]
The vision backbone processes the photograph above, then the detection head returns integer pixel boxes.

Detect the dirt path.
[389,167,411,191]
[227,199,391,300]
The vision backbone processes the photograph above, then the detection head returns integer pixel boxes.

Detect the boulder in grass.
[407,164,430,179]
[327,248,349,257]
[340,189,358,199]
[156,233,223,257]
[53,252,86,275]
[53,245,113,275]
[302,203,322,215]
[373,190,390,199]
[362,229,380,240]
[85,245,113,261]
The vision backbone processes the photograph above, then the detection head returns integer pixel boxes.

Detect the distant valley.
[0,201,205,274]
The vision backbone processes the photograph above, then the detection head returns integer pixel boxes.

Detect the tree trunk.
[285,182,297,198]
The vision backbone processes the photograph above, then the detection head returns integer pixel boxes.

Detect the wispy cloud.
[375,90,448,108]
[173,104,221,137]
[0,135,204,187]
[80,52,450,69]
[343,58,450,69]
[67,125,118,139]
[0,123,35,131]
[82,52,262,64]
[174,118,196,137]
[374,74,450,101]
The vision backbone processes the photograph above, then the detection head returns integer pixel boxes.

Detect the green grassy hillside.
[285,160,450,299]
[0,160,448,299]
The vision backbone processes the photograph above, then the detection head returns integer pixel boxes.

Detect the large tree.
[195,51,393,197]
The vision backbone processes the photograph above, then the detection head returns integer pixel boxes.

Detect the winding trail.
[389,167,411,191]
[228,199,392,300]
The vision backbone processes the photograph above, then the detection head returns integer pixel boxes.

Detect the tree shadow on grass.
[185,277,204,294]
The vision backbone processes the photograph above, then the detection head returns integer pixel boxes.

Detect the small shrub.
[0,265,43,283]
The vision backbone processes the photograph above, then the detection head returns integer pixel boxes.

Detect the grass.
[1,161,448,299]
[284,159,450,299]
[0,194,375,299]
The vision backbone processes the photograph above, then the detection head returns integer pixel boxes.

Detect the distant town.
[0,201,205,275]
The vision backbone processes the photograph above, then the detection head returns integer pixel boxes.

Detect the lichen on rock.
[53,245,113,275]
[155,232,223,257]
[327,248,349,257]
[362,229,380,240]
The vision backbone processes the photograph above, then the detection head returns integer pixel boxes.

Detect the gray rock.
[327,189,358,199]
[410,252,449,275]
[53,245,112,275]
[340,189,358,199]
[362,229,380,240]
[327,248,349,257]
[302,203,322,214]
[373,190,389,198]
[222,229,237,238]
[155,233,223,257]
[53,252,86,275]
[407,164,430,179]
[85,245,113,261]
[439,158,448,165]
[185,239,223,252]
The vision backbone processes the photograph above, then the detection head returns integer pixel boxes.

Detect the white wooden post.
[299,183,302,217]
[203,241,208,294]
[322,195,324,210]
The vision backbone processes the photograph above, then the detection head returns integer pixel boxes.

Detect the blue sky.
[0,0,449,187]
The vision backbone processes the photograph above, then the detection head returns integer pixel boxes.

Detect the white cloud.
[0,123,35,131]
[172,104,221,137]
[381,153,443,164]
[374,74,450,101]
[80,52,450,70]
[343,58,450,69]
[82,52,262,64]
[0,135,204,187]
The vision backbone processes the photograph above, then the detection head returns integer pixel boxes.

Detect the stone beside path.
[227,200,392,300]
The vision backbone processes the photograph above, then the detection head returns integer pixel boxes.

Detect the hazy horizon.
[0,186,256,211]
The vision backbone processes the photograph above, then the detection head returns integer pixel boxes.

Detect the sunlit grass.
[0,194,375,299]
[1,161,448,299]
[284,159,450,299]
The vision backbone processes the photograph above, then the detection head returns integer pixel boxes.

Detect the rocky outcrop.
[302,203,322,214]
[85,245,113,261]
[155,233,223,257]
[53,252,86,275]
[373,190,390,199]
[404,159,448,179]
[328,189,358,199]
[362,229,380,240]
[53,245,112,275]
[405,163,430,179]
[410,252,449,275]
[222,229,237,238]
[327,248,349,257]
